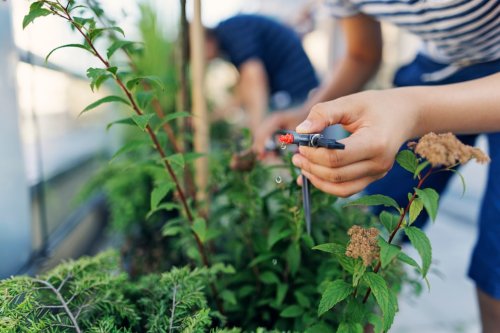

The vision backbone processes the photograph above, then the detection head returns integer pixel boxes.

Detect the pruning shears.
[278,131,345,235]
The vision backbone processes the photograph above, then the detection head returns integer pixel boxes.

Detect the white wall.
[0,2,32,278]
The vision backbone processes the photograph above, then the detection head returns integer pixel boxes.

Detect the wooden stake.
[189,0,209,205]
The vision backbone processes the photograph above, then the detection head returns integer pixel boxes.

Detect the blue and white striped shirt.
[326,0,500,80]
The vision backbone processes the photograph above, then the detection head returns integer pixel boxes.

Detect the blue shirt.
[215,15,319,105]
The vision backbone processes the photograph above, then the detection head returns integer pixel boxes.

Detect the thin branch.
[33,279,81,333]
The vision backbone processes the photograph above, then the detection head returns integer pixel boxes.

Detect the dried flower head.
[414,132,490,167]
[346,225,380,266]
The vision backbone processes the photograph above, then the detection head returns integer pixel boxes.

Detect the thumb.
[296,101,345,134]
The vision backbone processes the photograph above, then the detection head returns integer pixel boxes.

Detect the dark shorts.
[367,53,500,299]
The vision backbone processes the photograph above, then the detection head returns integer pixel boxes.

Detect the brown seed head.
[414,132,490,167]
[346,225,380,266]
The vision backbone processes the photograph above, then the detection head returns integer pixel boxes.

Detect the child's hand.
[292,89,418,197]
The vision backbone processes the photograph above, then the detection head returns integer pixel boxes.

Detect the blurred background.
[0,1,486,332]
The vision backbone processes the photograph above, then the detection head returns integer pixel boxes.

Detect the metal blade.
[302,174,311,235]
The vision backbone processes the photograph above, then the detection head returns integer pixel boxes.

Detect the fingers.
[296,100,352,134]
[297,129,385,168]
[296,169,383,198]
[292,153,388,184]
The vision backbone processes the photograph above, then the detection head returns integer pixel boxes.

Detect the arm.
[253,14,382,153]
[292,73,500,197]
[238,59,269,132]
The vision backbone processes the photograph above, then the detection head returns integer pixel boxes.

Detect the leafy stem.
[362,167,434,304]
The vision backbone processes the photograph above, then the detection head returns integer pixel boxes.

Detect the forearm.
[403,73,500,138]
[238,60,269,131]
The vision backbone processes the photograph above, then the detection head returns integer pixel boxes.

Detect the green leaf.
[259,271,280,285]
[106,117,135,131]
[337,322,363,333]
[135,91,154,109]
[414,161,430,178]
[45,44,92,63]
[415,188,439,221]
[344,194,400,212]
[109,140,147,163]
[126,76,165,91]
[89,27,125,41]
[318,279,353,316]
[397,252,421,273]
[156,111,191,130]
[280,305,303,318]
[131,114,154,131]
[162,225,183,237]
[404,226,432,277]
[379,211,399,234]
[294,290,311,308]
[396,150,418,174]
[362,272,395,331]
[248,253,275,267]
[286,243,301,276]
[275,284,288,306]
[312,243,345,255]
[166,153,185,169]
[107,40,137,59]
[450,169,467,197]
[378,238,401,269]
[409,197,424,224]
[86,67,111,91]
[192,218,207,243]
[81,95,130,115]
[352,260,366,287]
[368,313,384,333]
[150,183,175,210]
[220,290,237,305]
[305,324,335,333]
[23,2,52,29]
[146,203,180,219]
[268,227,292,249]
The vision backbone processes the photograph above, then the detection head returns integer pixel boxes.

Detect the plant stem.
[54,2,224,314]
[362,168,434,304]
[168,285,178,333]
[33,277,81,333]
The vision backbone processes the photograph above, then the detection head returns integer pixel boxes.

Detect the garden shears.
[279,131,345,235]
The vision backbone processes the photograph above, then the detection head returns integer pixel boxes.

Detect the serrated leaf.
[344,194,400,212]
[192,218,207,243]
[150,183,175,210]
[379,211,399,234]
[280,305,303,318]
[378,238,401,269]
[409,197,424,224]
[318,279,353,316]
[414,161,430,178]
[166,153,185,169]
[396,150,418,174]
[23,2,52,29]
[126,76,165,91]
[404,226,432,277]
[337,322,363,333]
[415,188,439,221]
[86,67,111,91]
[259,271,280,285]
[45,44,92,63]
[286,242,301,276]
[362,272,395,331]
[107,40,137,59]
[131,113,154,131]
[81,95,130,115]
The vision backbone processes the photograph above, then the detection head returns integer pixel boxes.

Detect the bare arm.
[292,73,500,197]
[238,59,269,132]
[253,14,382,153]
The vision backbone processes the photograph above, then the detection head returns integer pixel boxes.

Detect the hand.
[292,89,418,197]
[252,109,306,158]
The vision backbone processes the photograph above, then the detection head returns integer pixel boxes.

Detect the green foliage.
[404,227,432,277]
[318,280,353,316]
[415,188,440,222]
[344,194,400,212]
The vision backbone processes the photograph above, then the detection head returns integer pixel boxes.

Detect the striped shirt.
[215,15,319,105]
[326,0,500,80]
